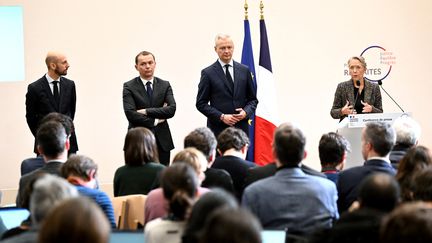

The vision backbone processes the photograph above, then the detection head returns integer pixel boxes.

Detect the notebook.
[0,207,30,229]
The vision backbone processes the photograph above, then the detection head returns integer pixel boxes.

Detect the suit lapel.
[347,80,356,105]
[212,61,233,94]
[363,80,372,104]
[135,77,151,105]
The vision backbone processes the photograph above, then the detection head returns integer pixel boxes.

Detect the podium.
[337,112,410,169]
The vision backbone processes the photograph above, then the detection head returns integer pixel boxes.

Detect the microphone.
[377,80,405,112]
[352,80,361,112]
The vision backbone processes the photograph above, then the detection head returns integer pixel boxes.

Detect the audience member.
[184,127,234,193]
[412,166,432,202]
[319,132,350,184]
[380,202,432,243]
[242,123,338,235]
[16,121,69,207]
[396,145,432,201]
[144,148,210,225]
[61,154,116,228]
[145,163,198,243]
[182,188,238,243]
[2,174,78,243]
[337,122,396,213]
[38,197,110,243]
[113,127,165,196]
[199,208,262,243]
[390,116,421,168]
[211,127,255,200]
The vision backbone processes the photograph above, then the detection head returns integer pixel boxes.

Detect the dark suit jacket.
[123,77,176,152]
[330,79,383,119]
[25,75,78,153]
[337,159,396,213]
[20,156,45,176]
[196,60,258,137]
[212,155,256,200]
[16,161,63,208]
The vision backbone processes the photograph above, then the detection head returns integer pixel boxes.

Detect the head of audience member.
[199,208,262,243]
[172,148,207,183]
[161,163,199,221]
[61,155,98,189]
[38,197,110,243]
[392,116,421,148]
[45,51,69,79]
[361,122,396,160]
[217,127,249,159]
[29,174,78,225]
[319,132,350,171]
[135,51,156,80]
[39,112,74,137]
[123,127,159,166]
[184,127,217,165]
[357,173,400,212]
[273,123,306,168]
[412,167,432,202]
[36,121,69,162]
[183,188,238,243]
[214,34,234,64]
[380,202,432,243]
[396,146,432,201]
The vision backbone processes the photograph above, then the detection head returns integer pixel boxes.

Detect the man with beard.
[25,52,78,155]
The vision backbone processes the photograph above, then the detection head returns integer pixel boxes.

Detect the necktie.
[146,81,153,99]
[224,64,234,91]
[53,81,60,109]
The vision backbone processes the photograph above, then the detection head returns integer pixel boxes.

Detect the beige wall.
[1,0,431,204]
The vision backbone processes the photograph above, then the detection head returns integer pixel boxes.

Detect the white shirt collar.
[218,59,234,68]
[45,73,60,83]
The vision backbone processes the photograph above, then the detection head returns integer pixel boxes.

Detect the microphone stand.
[377,80,405,113]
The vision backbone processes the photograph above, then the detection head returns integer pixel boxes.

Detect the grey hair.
[393,116,421,146]
[214,34,231,46]
[348,56,367,69]
[30,174,79,224]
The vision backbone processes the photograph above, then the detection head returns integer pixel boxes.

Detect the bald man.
[25,52,78,155]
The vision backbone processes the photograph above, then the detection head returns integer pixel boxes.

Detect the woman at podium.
[330,56,383,120]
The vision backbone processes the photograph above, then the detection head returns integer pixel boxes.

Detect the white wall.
[1,0,431,198]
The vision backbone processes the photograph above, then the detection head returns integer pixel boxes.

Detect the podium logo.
[344,45,396,83]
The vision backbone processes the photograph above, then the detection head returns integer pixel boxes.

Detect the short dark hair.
[161,163,198,220]
[184,127,217,161]
[123,127,159,166]
[39,112,74,136]
[61,155,98,180]
[319,132,350,167]
[412,167,432,201]
[358,173,400,212]
[135,51,155,64]
[36,121,67,157]
[273,123,306,166]
[380,202,432,243]
[363,122,396,157]
[217,127,249,154]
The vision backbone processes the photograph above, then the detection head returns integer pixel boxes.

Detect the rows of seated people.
[1,112,431,243]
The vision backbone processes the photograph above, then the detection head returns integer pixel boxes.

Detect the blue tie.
[146,81,153,99]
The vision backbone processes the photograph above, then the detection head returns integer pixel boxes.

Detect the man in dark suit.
[25,52,78,155]
[16,121,70,207]
[123,51,176,166]
[337,122,396,213]
[196,34,258,137]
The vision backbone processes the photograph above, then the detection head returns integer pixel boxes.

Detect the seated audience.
[182,188,238,243]
[396,145,432,201]
[380,202,432,243]
[16,121,70,207]
[145,163,198,243]
[38,197,111,243]
[337,122,396,213]
[319,132,350,184]
[211,127,255,200]
[412,166,432,202]
[199,208,262,243]
[184,127,234,193]
[2,174,78,243]
[144,148,209,224]
[242,123,338,235]
[61,154,116,228]
[113,127,165,196]
[390,116,421,168]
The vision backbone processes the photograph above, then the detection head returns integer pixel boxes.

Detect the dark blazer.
[25,75,78,153]
[196,60,258,137]
[337,159,396,213]
[20,156,45,176]
[330,79,383,119]
[123,77,176,152]
[16,161,63,207]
